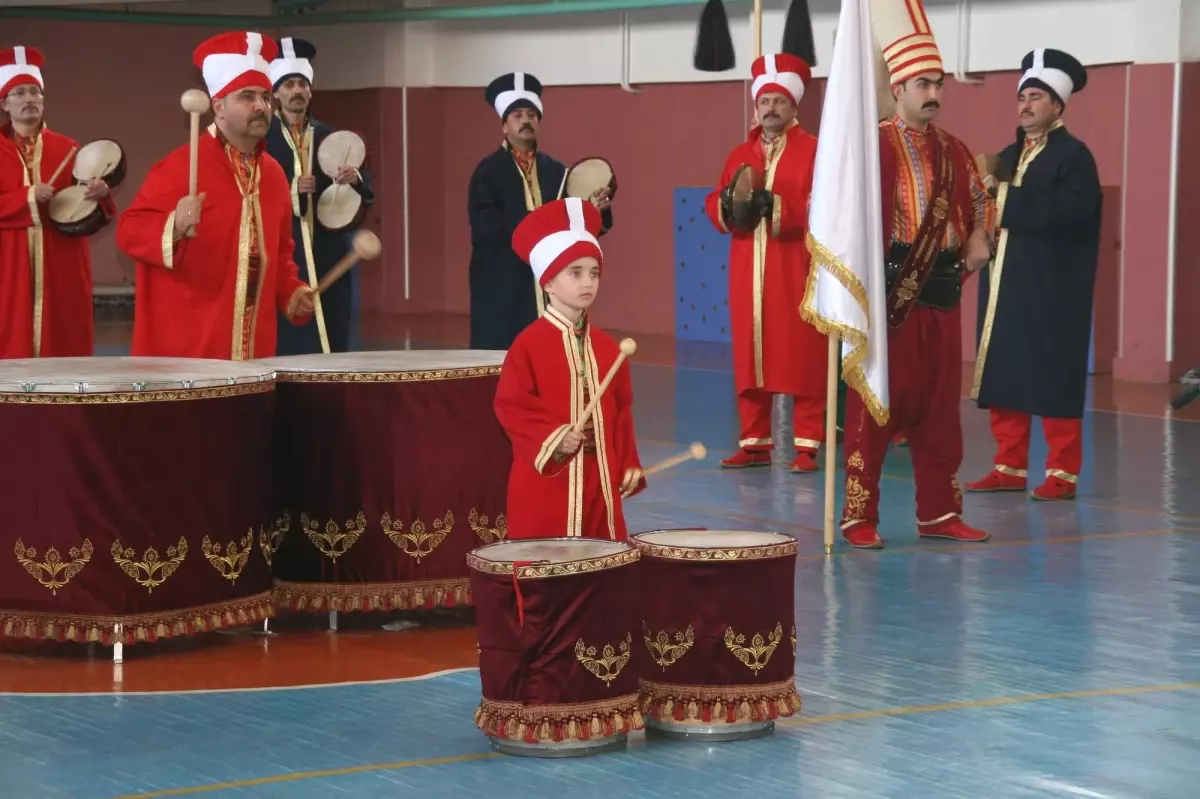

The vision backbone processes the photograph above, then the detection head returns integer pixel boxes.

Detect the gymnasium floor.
[3,310,1200,798]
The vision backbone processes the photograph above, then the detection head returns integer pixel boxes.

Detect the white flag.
[800,0,889,426]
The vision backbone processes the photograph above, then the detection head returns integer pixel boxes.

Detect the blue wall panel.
[674,187,731,344]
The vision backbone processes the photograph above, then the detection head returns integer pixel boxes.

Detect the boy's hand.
[620,467,645,499]
[556,429,584,459]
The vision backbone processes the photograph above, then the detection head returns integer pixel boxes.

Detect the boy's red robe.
[117,126,308,361]
[494,305,645,541]
[0,124,115,358]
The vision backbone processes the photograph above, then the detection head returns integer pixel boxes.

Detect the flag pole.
[824,336,838,555]
[753,0,762,59]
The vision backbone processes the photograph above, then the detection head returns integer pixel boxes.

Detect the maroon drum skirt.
[633,531,801,726]
[0,377,277,645]
[468,540,644,744]
[267,358,511,613]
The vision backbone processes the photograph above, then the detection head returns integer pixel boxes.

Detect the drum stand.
[488,735,629,759]
[644,719,775,742]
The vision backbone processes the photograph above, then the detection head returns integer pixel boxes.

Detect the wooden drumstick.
[642,442,707,477]
[316,230,382,295]
[180,90,210,239]
[573,338,637,433]
[46,146,77,186]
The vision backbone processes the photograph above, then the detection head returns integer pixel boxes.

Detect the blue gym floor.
[4,316,1199,798]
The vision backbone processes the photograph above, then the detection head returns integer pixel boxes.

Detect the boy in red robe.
[494,197,645,540]
[116,31,313,361]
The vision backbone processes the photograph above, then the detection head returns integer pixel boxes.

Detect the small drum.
[0,357,277,647]
[631,529,801,741]
[48,139,125,238]
[468,538,645,757]
[257,351,511,615]
[726,163,764,233]
[316,184,366,232]
[563,156,617,203]
[316,130,367,179]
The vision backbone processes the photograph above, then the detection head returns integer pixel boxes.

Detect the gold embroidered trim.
[0,381,274,405]
[535,423,573,475]
[468,508,507,543]
[643,623,695,670]
[917,512,959,526]
[575,633,632,686]
[633,537,797,561]
[794,437,821,449]
[639,676,802,723]
[14,538,93,596]
[466,546,639,578]
[1047,468,1078,484]
[770,191,782,237]
[725,623,783,673]
[27,184,40,228]
[383,510,453,563]
[274,366,503,384]
[258,512,290,568]
[475,694,644,742]
[996,464,1027,477]
[201,531,254,584]
[162,210,176,269]
[301,511,366,562]
[273,578,472,612]
[0,592,274,645]
[111,537,187,593]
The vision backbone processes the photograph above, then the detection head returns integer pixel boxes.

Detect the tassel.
[781,0,817,66]
[694,0,735,72]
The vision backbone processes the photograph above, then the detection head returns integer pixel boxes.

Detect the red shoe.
[1031,476,1076,501]
[720,449,771,469]
[964,469,1026,492]
[918,518,991,543]
[892,433,907,447]
[843,521,884,549]
[790,451,818,473]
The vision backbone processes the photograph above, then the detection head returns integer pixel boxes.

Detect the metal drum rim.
[466,537,639,579]
[630,529,798,561]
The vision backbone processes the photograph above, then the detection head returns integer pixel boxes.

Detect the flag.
[800,0,889,426]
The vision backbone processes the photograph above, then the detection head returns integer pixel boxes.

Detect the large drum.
[0,357,277,646]
[468,538,644,757]
[631,529,801,741]
[259,351,511,614]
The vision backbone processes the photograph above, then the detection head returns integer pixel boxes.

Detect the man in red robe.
[704,53,827,474]
[840,2,994,549]
[117,31,313,361]
[494,197,645,540]
[0,45,114,359]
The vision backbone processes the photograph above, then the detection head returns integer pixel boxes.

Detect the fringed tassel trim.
[639,677,802,724]
[0,591,275,646]
[273,578,472,613]
[475,695,644,744]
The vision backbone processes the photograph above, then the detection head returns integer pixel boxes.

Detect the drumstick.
[315,230,382,295]
[573,338,636,434]
[642,443,707,478]
[47,146,77,186]
[181,90,210,238]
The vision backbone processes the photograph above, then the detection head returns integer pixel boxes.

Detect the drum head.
[317,130,367,178]
[565,157,614,201]
[257,350,506,376]
[0,356,275,395]
[49,185,95,225]
[472,538,630,565]
[633,529,797,559]
[74,139,124,184]
[317,187,363,230]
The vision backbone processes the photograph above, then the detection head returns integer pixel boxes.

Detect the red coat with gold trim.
[704,121,828,399]
[116,127,308,361]
[0,124,114,359]
[494,305,644,541]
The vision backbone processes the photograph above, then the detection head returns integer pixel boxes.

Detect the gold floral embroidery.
[14,538,93,596]
[952,476,963,508]
[468,508,507,544]
[643,623,695,670]
[847,450,865,470]
[258,511,290,567]
[202,530,254,584]
[724,623,783,674]
[791,624,797,656]
[383,510,453,563]
[844,475,869,520]
[575,633,632,686]
[302,511,366,562]
[111,538,188,593]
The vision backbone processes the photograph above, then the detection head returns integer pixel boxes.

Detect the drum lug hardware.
[20,382,34,392]
[75,382,88,394]
[132,382,146,392]
[182,380,194,389]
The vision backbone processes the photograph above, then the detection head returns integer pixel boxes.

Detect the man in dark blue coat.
[266,37,375,355]
[467,72,614,350]
[966,49,1102,501]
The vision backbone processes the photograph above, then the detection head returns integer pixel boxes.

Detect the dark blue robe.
[974,124,1102,419]
[266,114,375,355]
[467,145,613,350]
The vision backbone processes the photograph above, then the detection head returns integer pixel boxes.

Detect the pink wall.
[5,19,1195,383]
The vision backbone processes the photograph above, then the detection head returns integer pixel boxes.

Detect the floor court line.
[107,679,1200,799]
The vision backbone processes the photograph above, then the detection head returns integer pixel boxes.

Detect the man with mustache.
[117,31,314,360]
[839,0,994,549]
[0,45,114,359]
[467,72,614,350]
[704,53,827,474]
[966,49,1101,502]
[266,36,375,355]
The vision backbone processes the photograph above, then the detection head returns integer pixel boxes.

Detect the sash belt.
[885,242,963,312]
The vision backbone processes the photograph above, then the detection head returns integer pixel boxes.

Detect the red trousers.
[739,391,825,453]
[989,407,1082,482]
[842,306,963,527]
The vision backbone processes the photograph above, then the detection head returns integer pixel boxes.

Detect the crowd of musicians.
[0,0,1103,552]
